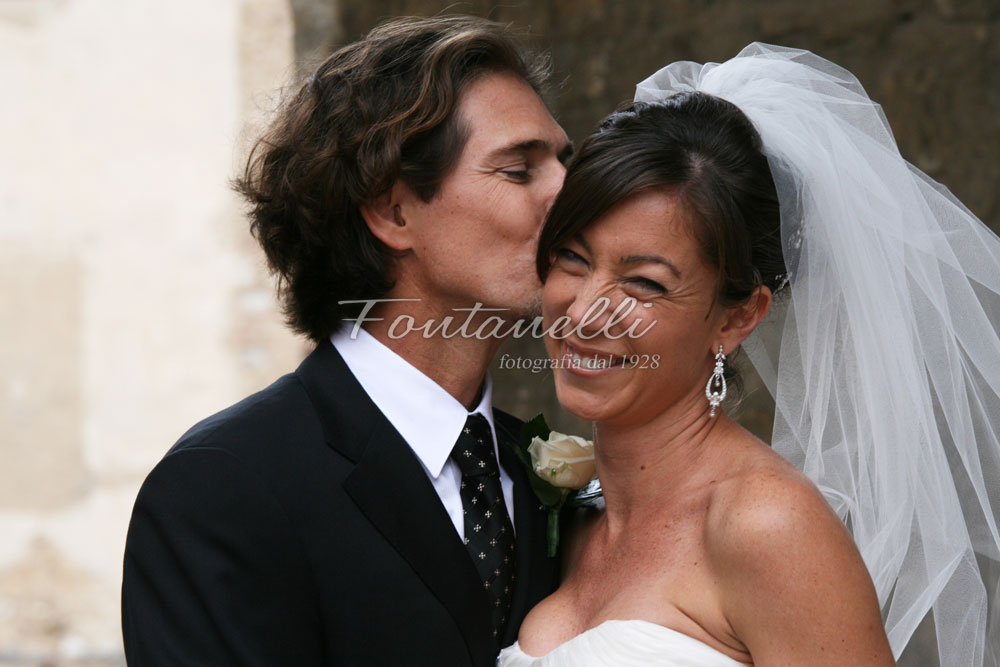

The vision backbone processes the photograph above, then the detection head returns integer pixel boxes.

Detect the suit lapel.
[342,422,495,659]
[296,342,494,663]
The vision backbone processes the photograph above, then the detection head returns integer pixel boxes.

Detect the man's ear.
[717,285,773,352]
[360,182,415,252]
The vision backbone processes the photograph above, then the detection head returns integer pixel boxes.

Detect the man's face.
[398,72,570,319]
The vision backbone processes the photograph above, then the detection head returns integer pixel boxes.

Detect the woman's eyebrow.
[620,254,682,278]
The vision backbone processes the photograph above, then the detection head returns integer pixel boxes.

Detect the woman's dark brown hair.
[536,92,786,385]
[235,16,550,342]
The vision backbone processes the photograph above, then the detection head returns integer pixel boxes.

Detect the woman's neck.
[592,390,736,533]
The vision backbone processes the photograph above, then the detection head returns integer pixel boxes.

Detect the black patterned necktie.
[450,413,516,646]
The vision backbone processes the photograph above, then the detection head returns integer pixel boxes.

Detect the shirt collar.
[330,327,497,478]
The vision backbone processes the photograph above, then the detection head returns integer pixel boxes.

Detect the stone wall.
[336,0,999,228]
[0,0,301,663]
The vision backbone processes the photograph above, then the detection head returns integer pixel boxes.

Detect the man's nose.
[542,160,567,216]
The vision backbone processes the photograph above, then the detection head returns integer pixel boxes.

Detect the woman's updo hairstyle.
[537,92,786,387]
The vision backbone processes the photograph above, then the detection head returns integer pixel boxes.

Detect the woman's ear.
[718,285,772,352]
[360,182,415,252]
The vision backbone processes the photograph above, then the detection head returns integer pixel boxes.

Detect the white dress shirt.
[331,328,515,539]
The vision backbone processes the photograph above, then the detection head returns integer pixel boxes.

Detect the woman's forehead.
[588,191,697,245]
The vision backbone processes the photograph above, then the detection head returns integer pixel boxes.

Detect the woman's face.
[541,190,727,425]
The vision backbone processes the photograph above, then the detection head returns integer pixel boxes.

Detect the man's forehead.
[484,137,574,164]
[456,73,567,155]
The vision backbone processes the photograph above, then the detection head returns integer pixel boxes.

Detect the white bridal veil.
[635,43,1000,666]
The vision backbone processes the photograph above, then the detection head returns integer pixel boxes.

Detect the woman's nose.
[565,279,619,339]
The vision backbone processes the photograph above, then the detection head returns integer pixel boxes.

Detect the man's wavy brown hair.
[234,16,550,342]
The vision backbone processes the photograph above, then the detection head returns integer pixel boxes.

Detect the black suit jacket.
[122,341,557,666]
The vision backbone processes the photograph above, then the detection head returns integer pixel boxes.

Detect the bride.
[499,44,1000,666]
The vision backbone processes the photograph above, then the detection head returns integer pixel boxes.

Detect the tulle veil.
[635,43,1000,666]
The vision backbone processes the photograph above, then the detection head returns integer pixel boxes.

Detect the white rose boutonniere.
[527,432,596,489]
[503,415,600,557]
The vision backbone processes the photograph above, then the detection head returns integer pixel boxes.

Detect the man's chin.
[511,291,543,321]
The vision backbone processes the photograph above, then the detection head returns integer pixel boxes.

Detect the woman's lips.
[561,341,627,376]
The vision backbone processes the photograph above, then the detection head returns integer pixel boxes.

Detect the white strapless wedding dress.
[497,620,746,666]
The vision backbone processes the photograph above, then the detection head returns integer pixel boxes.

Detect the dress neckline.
[509,618,745,664]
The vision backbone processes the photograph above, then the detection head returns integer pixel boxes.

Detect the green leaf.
[527,474,569,508]
[509,446,532,473]
[519,413,551,449]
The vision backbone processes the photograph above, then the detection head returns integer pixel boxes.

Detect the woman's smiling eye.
[555,247,587,265]
[627,276,666,293]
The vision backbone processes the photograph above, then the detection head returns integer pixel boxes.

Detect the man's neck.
[360,299,504,410]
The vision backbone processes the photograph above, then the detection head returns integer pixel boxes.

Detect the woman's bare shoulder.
[703,435,858,587]
[706,440,838,549]
[701,432,894,664]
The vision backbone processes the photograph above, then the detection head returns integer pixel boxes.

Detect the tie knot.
[450,413,498,478]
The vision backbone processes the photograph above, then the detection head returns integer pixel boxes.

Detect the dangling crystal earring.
[705,345,727,417]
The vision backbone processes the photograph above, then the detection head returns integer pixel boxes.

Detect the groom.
[121,15,570,667]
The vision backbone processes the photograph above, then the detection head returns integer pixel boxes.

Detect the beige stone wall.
[0,0,302,663]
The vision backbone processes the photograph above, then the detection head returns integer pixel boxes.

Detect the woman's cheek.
[541,271,576,319]
[606,293,650,339]
[541,273,570,355]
